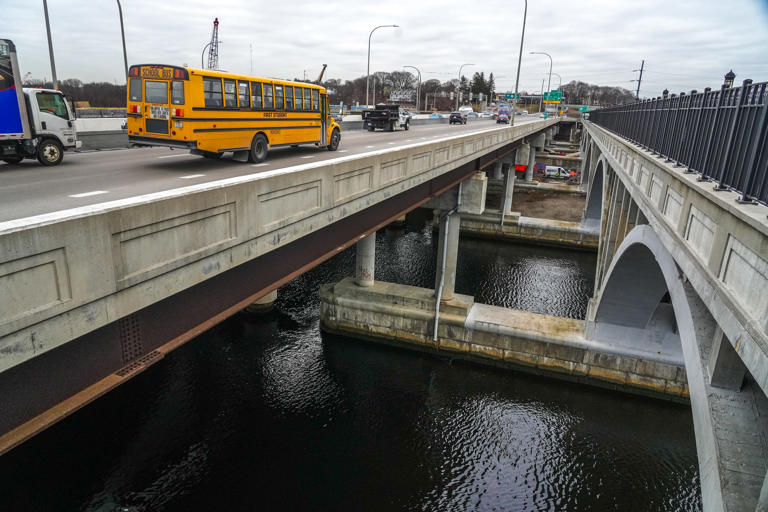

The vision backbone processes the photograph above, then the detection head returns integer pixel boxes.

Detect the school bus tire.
[328,128,341,151]
[249,133,269,163]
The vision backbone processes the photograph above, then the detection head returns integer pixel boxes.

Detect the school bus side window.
[303,88,311,110]
[203,77,223,107]
[224,79,237,107]
[251,82,262,108]
[264,84,274,109]
[285,86,294,110]
[238,81,250,107]
[311,89,319,110]
[275,84,284,110]
[294,88,302,110]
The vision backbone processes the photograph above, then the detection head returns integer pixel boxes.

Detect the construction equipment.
[206,18,219,70]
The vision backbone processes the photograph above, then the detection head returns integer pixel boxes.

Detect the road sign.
[504,93,521,101]
[543,90,562,102]
[579,105,589,113]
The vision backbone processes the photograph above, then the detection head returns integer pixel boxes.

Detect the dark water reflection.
[0,215,700,511]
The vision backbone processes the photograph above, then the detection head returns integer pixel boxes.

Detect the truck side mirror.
[64,95,77,120]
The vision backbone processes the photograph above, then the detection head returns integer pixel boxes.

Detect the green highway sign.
[579,105,589,113]
[543,90,562,101]
[504,92,521,101]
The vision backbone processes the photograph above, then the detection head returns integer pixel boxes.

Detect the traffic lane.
[0,119,538,222]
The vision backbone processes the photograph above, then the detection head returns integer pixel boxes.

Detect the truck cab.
[0,38,80,166]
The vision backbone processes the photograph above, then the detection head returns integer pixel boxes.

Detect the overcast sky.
[4,0,768,97]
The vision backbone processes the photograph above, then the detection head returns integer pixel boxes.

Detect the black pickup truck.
[362,104,411,131]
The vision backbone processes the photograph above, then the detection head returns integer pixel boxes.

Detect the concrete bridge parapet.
[582,121,768,512]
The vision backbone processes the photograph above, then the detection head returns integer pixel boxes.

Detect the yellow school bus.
[126,64,341,162]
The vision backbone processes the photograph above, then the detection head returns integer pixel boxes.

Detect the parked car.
[449,112,467,125]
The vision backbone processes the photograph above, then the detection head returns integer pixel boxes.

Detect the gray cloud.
[4,0,767,97]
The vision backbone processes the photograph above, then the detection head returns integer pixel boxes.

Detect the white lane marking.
[338,150,348,153]
[251,163,269,167]
[300,155,317,159]
[69,190,108,198]
[420,137,427,140]
[387,142,396,145]
[157,153,194,159]
[179,174,205,179]
[366,145,375,148]
[405,139,414,142]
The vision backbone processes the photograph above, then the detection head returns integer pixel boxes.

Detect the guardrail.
[589,80,768,205]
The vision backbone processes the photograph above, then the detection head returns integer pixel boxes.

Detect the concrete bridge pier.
[245,289,278,313]
[492,160,503,181]
[434,212,461,301]
[501,164,516,216]
[355,233,376,287]
[524,133,546,182]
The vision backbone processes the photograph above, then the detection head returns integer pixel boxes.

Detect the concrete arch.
[583,157,605,228]
[587,225,730,510]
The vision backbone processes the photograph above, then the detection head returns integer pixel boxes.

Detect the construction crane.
[206,18,219,70]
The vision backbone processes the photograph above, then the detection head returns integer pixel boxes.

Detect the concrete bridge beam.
[708,327,746,391]
[355,233,376,287]
[502,168,516,216]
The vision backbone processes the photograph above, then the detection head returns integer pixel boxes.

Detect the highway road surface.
[0,118,538,223]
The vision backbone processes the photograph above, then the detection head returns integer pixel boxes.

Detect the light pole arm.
[201,42,211,68]
[366,24,398,107]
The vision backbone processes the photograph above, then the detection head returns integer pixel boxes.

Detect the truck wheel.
[2,155,23,164]
[37,139,64,166]
[327,128,341,151]
[388,122,394,132]
[404,121,410,131]
[248,134,268,163]
[368,126,375,132]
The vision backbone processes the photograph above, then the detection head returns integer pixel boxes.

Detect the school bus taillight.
[129,105,139,113]
[173,108,184,117]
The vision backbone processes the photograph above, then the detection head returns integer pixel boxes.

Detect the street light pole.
[404,65,421,111]
[201,43,211,68]
[539,78,544,113]
[530,51,552,98]
[514,0,527,96]
[366,24,398,107]
[456,63,474,110]
[116,0,128,77]
[41,0,57,88]
[552,72,562,90]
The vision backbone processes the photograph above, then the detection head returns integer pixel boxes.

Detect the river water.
[0,214,701,511]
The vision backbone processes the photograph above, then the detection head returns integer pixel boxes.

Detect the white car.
[544,165,568,178]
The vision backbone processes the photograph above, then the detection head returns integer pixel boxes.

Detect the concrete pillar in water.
[355,233,375,287]
[502,167,516,215]
[434,212,461,301]
[246,289,278,313]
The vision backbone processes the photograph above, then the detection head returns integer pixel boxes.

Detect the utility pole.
[633,59,645,100]
[538,78,544,112]
[42,0,58,88]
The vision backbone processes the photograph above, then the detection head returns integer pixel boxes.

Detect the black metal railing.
[589,80,768,206]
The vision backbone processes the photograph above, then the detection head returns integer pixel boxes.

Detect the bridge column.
[355,233,376,287]
[434,212,461,302]
[492,160,503,181]
[501,166,516,216]
[246,289,278,313]
[708,327,746,390]
[525,133,546,182]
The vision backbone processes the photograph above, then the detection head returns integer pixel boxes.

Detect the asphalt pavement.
[0,118,538,223]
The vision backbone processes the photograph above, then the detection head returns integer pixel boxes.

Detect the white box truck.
[0,38,80,166]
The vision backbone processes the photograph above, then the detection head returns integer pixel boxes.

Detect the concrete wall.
[320,278,688,401]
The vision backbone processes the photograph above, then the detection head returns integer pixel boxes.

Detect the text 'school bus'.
[126,64,341,162]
